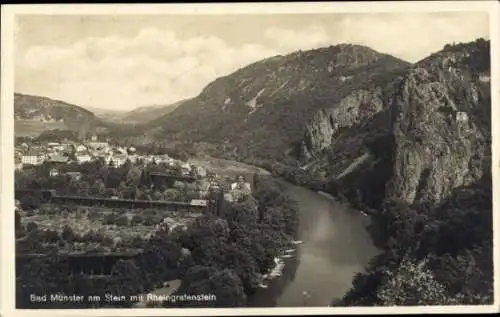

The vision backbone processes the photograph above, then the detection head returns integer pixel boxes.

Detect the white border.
[1,1,499,316]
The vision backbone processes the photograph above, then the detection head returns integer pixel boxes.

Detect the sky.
[14,12,490,111]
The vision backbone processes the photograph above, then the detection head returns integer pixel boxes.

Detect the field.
[189,156,271,178]
[18,205,203,253]
[15,120,67,137]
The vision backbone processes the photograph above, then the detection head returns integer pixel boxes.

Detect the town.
[16,134,199,176]
[14,133,254,203]
[14,132,300,308]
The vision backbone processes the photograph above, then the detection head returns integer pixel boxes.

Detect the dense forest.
[16,174,299,308]
[334,173,493,305]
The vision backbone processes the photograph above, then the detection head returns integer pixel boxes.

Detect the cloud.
[16,28,280,110]
[264,25,331,52]
[336,13,489,62]
[15,14,489,111]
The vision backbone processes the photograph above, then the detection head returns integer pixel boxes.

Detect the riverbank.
[186,158,378,307]
[248,179,378,307]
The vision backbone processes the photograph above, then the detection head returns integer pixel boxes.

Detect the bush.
[20,195,41,211]
[114,215,129,226]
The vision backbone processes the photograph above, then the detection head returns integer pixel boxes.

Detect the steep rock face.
[301,39,490,207]
[301,87,385,159]
[388,61,489,205]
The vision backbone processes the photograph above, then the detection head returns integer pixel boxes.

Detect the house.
[87,141,109,151]
[75,144,87,152]
[65,172,82,181]
[223,193,234,202]
[127,154,138,163]
[76,152,92,164]
[456,111,469,123]
[479,74,490,83]
[181,163,192,176]
[116,147,127,154]
[196,166,207,177]
[106,154,128,168]
[231,182,251,192]
[190,199,208,206]
[230,176,252,193]
[21,150,44,165]
[49,168,59,177]
[47,155,70,165]
[15,157,23,170]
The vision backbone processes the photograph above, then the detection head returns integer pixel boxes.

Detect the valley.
[13,38,493,307]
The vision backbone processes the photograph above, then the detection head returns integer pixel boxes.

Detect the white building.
[117,147,127,154]
[190,199,208,206]
[196,166,207,177]
[15,157,23,170]
[127,154,138,163]
[106,154,128,167]
[76,153,92,164]
[21,150,44,165]
[231,182,251,192]
[75,144,87,152]
[87,141,109,151]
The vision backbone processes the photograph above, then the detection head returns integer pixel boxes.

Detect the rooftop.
[23,150,43,156]
[47,155,69,163]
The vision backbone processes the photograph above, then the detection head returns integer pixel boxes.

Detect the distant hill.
[14,93,102,137]
[119,100,185,124]
[130,44,410,162]
[83,106,127,121]
[126,39,490,210]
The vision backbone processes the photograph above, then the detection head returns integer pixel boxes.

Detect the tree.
[139,235,182,283]
[106,259,143,307]
[26,222,38,234]
[89,179,106,197]
[210,269,246,307]
[103,213,118,225]
[164,188,182,201]
[61,225,76,243]
[16,253,72,308]
[377,258,455,305]
[68,180,90,197]
[20,195,41,210]
[126,166,142,185]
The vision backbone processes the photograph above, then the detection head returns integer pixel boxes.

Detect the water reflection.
[247,182,377,307]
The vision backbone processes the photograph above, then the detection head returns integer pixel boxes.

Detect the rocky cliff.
[300,38,491,207]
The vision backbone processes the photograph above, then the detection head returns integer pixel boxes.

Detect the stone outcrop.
[387,65,488,205]
[301,87,385,159]
[301,39,491,207]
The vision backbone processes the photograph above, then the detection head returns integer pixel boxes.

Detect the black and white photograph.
[1,1,499,315]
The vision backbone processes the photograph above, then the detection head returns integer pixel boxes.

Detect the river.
[247,181,378,307]
[190,157,379,307]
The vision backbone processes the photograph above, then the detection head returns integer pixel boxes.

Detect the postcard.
[1,1,499,316]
